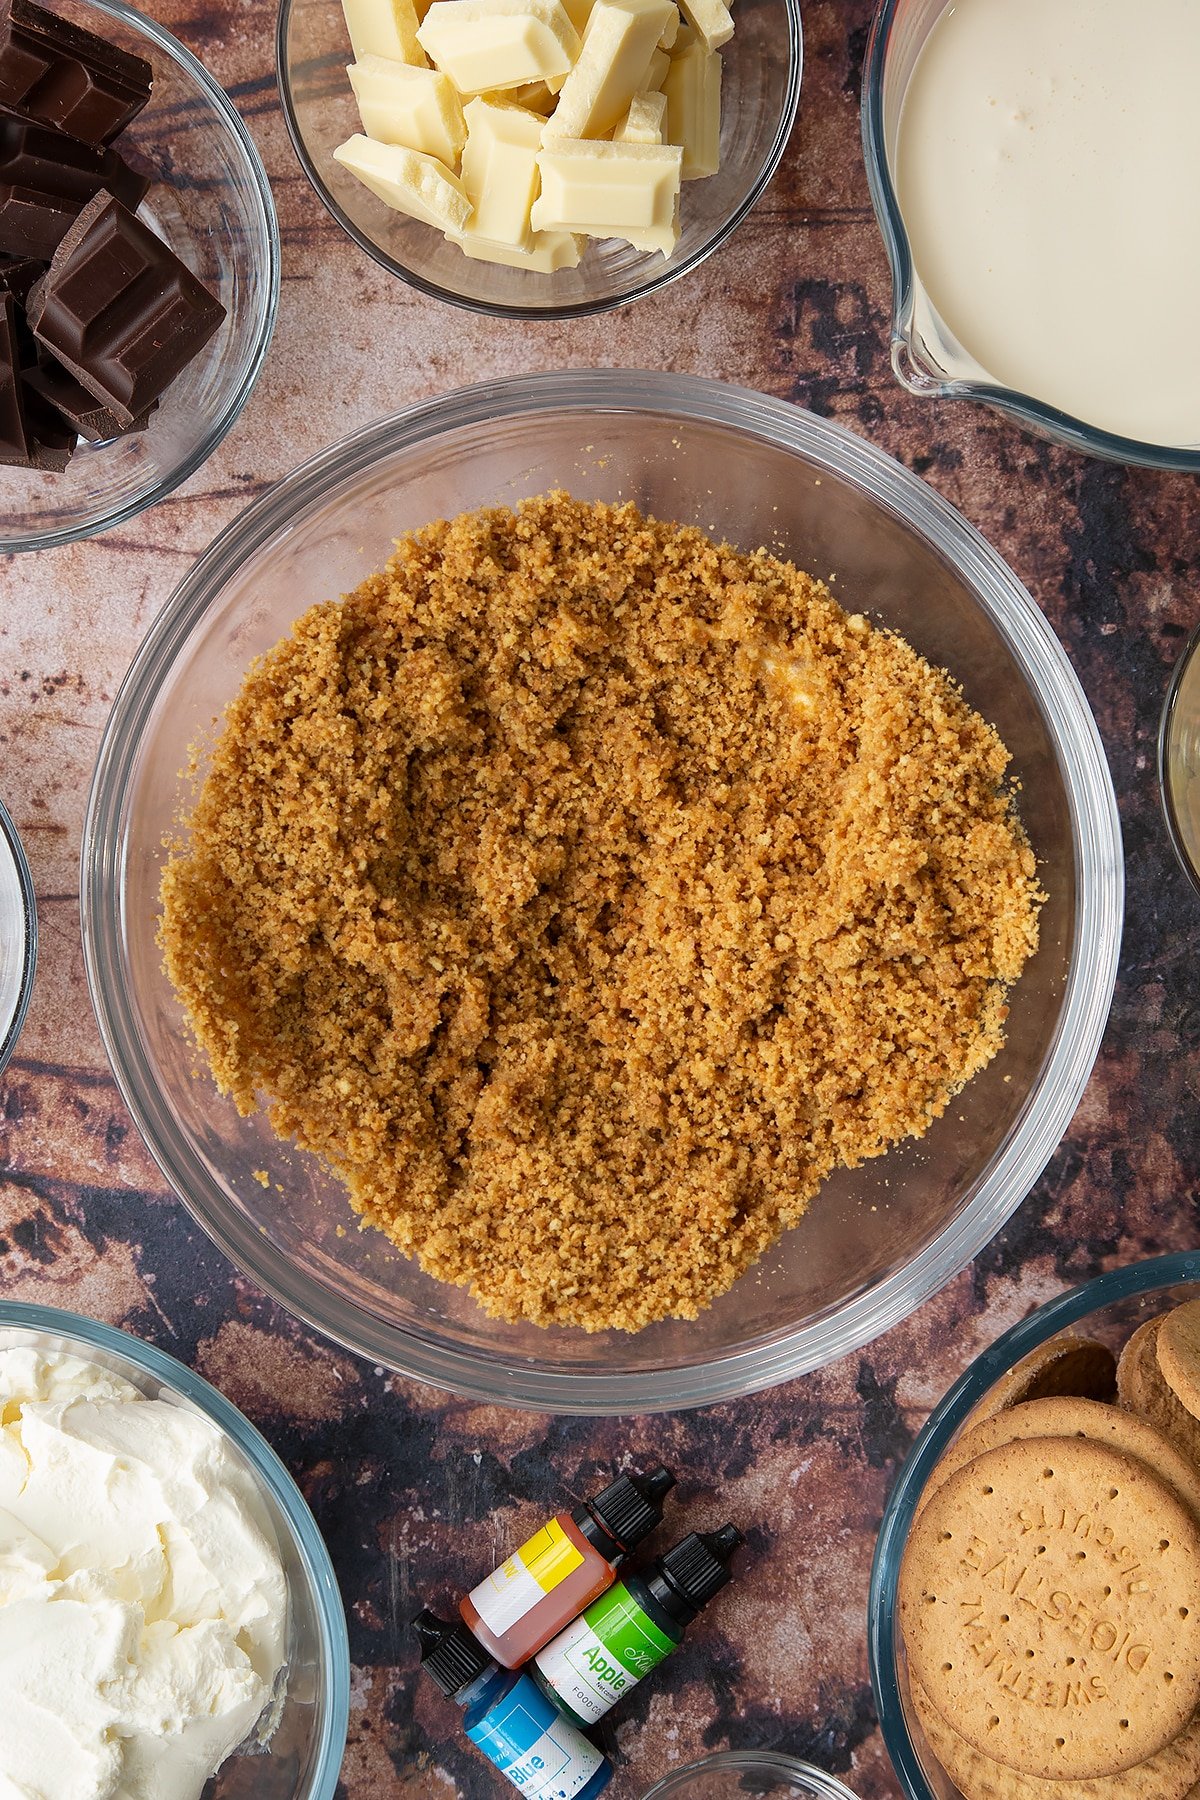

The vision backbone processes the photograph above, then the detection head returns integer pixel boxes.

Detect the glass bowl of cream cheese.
[862,0,1200,469]
[0,1303,349,1800]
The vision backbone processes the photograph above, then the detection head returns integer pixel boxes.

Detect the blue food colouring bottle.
[414,1608,613,1800]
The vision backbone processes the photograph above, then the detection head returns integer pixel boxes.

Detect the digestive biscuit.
[899,1436,1200,1779]
[965,1336,1117,1429]
[1119,1319,1200,1469]
[918,1398,1200,1527]
[909,1676,1200,1800]
[1157,1300,1200,1426]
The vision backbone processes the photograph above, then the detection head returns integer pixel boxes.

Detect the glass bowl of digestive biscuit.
[0,0,279,552]
[274,0,801,317]
[869,1252,1200,1800]
[81,370,1122,1414]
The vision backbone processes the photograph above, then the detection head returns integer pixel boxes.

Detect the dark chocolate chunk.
[27,189,225,426]
[0,286,32,462]
[0,248,41,362]
[20,366,72,466]
[0,0,152,145]
[24,351,152,440]
[0,245,40,302]
[0,105,147,256]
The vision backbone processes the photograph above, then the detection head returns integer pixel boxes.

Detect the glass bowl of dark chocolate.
[0,0,279,552]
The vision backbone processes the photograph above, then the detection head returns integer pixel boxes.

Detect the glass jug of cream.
[863,0,1200,462]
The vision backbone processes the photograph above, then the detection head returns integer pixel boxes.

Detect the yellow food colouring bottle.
[458,1466,676,1668]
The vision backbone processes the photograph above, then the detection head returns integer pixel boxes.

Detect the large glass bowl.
[275,0,801,318]
[1159,623,1200,897]
[869,1253,1200,1798]
[0,1301,349,1800]
[81,370,1123,1414]
[0,796,36,1077]
[861,0,1200,471]
[0,0,279,553]
[642,1751,861,1798]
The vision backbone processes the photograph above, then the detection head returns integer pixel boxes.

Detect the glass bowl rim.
[1157,620,1200,900]
[81,367,1123,1414]
[273,0,803,321]
[867,1249,1200,1800]
[1,0,282,556]
[0,1298,351,1799]
[860,0,1200,473]
[0,793,37,1078]
[640,1749,862,1797]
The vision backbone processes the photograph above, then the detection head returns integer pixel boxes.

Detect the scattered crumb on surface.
[159,495,1043,1333]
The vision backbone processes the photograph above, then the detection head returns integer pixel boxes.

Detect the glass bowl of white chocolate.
[0,1302,350,1800]
[275,0,802,315]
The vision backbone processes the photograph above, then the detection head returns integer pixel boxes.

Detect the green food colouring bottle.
[529,1524,744,1727]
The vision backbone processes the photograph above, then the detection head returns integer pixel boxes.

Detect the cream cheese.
[0,1346,288,1800]
[894,0,1200,446]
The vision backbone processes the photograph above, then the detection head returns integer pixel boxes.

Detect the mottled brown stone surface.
[1,3,1199,1796]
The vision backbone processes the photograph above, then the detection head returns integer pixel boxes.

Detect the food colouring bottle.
[413,1608,612,1800]
[530,1524,744,1726]
[459,1464,676,1667]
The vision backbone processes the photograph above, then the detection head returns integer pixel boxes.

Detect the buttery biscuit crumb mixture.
[160,495,1043,1332]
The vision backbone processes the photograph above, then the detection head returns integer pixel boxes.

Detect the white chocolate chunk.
[617,207,679,255]
[532,137,682,253]
[613,89,666,142]
[658,5,680,45]
[664,34,720,177]
[503,79,559,111]
[545,0,675,139]
[460,98,544,247]
[676,0,731,49]
[347,57,467,163]
[643,46,669,89]
[417,0,580,92]
[341,0,427,63]
[333,134,472,230]
[448,226,584,269]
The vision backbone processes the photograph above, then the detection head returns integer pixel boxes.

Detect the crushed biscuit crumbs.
[159,495,1043,1332]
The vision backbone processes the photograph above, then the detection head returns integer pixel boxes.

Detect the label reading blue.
[467,1674,606,1799]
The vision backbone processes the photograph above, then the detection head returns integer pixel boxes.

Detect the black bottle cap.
[652,1524,744,1626]
[413,1608,493,1700]
[588,1464,676,1554]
